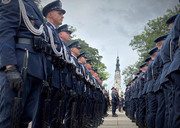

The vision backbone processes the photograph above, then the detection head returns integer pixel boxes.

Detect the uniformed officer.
[0,0,47,127]
[130,77,137,122]
[146,47,158,128]
[111,87,119,117]
[57,24,72,43]
[153,35,168,128]
[34,1,66,127]
[84,59,95,127]
[57,24,73,125]
[138,63,148,128]
[144,57,150,64]
[166,14,180,128]
[66,41,81,128]
[77,52,87,127]
[160,14,177,128]
[134,71,141,125]
[126,84,131,118]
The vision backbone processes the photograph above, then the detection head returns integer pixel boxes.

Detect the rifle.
[70,77,79,128]
[54,71,67,128]
[11,49,29,128]
[41,80,52,128]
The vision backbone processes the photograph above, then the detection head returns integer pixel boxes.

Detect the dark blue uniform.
[111,90,118,115]
[125,88,131,118]
[160,33,173,128]
[134,77,140,125]
[153,51,165,128]
[0,0,47,127]
[146,60,157,128]
[130,83,136,121]
[166,14,180,128]
[138,72,146,128]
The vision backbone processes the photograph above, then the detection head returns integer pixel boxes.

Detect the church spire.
[115,56,120,71]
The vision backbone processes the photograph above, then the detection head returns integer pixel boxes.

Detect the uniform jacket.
[0,0,46,80]
[111,91,119,104]
[146,60,156,93]
[167,14,180,77]
[153,51,163,92]
[160,34,172,84]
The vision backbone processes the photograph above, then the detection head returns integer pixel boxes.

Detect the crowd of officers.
[125,13,180,128]
[0,0,110,128]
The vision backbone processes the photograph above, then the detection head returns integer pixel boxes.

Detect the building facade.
[113,56,122,96]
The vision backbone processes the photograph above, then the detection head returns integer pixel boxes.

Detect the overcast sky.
[42,0,179,92]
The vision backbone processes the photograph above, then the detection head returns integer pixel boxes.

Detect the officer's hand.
[5,66,23,91]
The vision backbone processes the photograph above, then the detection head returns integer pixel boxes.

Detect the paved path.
[98,111,138,128]
[28,111,138,128]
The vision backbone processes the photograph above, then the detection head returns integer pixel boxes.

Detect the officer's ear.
[47,12,53,19]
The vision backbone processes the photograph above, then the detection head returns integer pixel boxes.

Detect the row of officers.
[0,0,110,128]
[125,13,180,128]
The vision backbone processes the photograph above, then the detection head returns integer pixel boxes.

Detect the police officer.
[145,57,151,65]
[166,14,180,128]
[142,57,151,126]
[153,35,167,128]
[77,52,87,127]
[0,0,47,127]
[57,24,73,125]
[134,71,141,125]
[84,59,95,127]
[111,87,119,117]
[66,41,81,128]
[160,14,177,128]
[126,84,131,118]
[138,63,148,128]
[130,77,137,122]
[146,47,158,128]
[57,24,72,43]
[35,1,66,127]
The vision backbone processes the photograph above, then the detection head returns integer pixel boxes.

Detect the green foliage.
[102,83,108,88]
[122,64,139,85]
[68,39,110,81]
[123,5,180,85]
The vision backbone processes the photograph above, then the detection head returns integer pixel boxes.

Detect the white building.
[113,56,122,96]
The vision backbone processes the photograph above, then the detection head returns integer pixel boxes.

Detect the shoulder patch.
[2,0,11,4]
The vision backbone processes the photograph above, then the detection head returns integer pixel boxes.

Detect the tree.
[122,5,180,85]
[102,83,108,88]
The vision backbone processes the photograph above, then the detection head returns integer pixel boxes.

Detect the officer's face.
[141,66,147,72]
[156,40,164,50]
[85,63,92,70]
[79,57,87,64]
[90,70,94,75]
[59,31,71,43]
[71,47,81,57]
[168,22,174,30]
[151,52,157,59]
[50,10,64,26]
[94,72,98,77]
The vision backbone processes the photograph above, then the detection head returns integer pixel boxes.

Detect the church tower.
[114,56,122,96]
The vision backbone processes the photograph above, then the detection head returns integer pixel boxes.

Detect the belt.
[17,38,33,45]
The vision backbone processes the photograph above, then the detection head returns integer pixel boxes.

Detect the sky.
[42,0,179,92]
